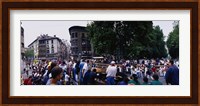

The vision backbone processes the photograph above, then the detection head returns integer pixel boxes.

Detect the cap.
[111,61,115,64]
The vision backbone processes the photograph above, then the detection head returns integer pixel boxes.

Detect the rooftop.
[28,34,62,47]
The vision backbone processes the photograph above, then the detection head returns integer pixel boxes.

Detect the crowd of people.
[21,58,179,85]
[105,59,179,85]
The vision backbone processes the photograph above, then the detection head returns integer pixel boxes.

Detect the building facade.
[28,34,68,60]
[69,26,92,59]
[62,39,71,60]
[21,26,25,59]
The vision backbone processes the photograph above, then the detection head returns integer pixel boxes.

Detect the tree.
[24,49,34,59]
[113,21,153,59]
[149,26,167,58]
[167,21,179,59]
[87,21,117,56]
[87,21,167,59]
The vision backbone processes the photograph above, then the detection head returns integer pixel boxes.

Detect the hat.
[111,61,115,64]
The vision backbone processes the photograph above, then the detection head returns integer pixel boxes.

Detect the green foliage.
[149,26,168,58]
[24,49,34,58]
[87,21,167,59]
[167,21,179,59]
[87,21,117,55]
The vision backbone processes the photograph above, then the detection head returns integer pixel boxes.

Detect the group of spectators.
[21,58,179,85]
[21,59,100,85]
[106,59,179,85]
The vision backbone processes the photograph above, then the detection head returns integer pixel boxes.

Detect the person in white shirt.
[59,61,67,72]
[82,60,89,77]
[64,74,70,85]
[82,60,91,85]
[159,66,165,77]
[106,61,117,85]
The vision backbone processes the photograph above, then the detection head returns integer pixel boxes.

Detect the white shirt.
[106,65,117,77]
[72,63,76,69]
[59,64,67,71]
[65,74,70,82]
[82,63,89,77]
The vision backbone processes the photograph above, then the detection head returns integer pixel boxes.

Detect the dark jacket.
[165,65,179,85]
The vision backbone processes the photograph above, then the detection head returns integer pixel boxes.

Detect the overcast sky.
[21,21,174,47]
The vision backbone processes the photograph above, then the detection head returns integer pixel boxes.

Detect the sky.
[21,21,174,47]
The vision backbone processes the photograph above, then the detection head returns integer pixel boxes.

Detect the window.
[82,33,85,38]
[47,49,49,54]
[51,44,54,53]
[21,32,24,37]
[72,33,74,38]
[75,33,78,38]
[39,40,45,44]
[51,47,54,53]
[21,28,24,37]
[21,43,24,48]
